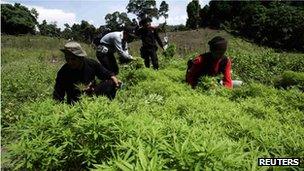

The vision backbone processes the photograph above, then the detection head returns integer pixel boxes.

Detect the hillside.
[129,28,229,56]
[1,29,304,170]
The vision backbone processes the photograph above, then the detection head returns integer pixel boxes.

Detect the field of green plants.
[1,30,304,170]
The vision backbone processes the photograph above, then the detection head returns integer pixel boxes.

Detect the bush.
[275,71,304,91]
[126,57,145,69]
[3,98,124,170]
[228,38,304,85]
[163,44,176,58]
[197,76,221,91]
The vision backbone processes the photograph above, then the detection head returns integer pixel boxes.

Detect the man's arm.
[135,27,142,37]
[93,60,115,80]
[53,69,66,102]
[186,56,203,89]
[222,58,233,89]
[154,28,164,49]
[94,61,120,87]
[113,38,133,60]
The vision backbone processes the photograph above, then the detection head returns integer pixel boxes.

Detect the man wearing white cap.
[53,41,120,104]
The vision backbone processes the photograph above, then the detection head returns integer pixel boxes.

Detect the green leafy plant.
[197,76,221,91]
[2,33,304,170]
[274,71,304,91]
[163,44,176,58]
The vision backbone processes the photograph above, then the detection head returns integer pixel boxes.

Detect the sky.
[1,0,210,30]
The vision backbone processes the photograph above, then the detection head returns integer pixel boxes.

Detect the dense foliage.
[162,44,176,58]
[38,20,61,37]
[159,1,169,20]
[1,1,169,43]
[187,0,304,51]
[1,32,304,170]
[61,20,97,43]
[126,0,168,20]
[1,3,38,35]
[275,71,304,91]
[105,12,132,31]
[186,0,201,29]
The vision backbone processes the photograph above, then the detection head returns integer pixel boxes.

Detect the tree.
[80,20,96,43]
[38,20,61,37]
[199,0,304,51]
[61,24,73,39]
[208,1,232,28]
[1,3,38,35]
[30,8,39,20]
[186,0,201,29]
[159,1,169,20]
[199,5,209,27]
[66,20,97,43]
[105,11,132,31]
[127,0,158,19]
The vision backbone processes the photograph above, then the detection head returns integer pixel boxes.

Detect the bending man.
[96,27,136,75]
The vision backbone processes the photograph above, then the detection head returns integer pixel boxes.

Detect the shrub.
[275,71,304,91]
[126,57,145,70]
[228,38,304,84]
[197,76,221,91]
[163,44,176,58]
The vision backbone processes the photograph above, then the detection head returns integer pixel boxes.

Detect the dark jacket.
[186,52,232,89]
[53,58,114,104]
[136,26,164,49]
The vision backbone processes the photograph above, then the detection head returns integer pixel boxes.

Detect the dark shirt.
[136,26,164,49]
[186,52,232,89]
[53,57,114,104]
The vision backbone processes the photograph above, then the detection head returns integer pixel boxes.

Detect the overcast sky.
[2,0,210,30]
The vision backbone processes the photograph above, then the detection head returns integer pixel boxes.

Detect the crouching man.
[186,36,242,89]
[53,42,120,104]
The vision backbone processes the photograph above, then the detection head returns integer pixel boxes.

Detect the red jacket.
[186,52,232,89]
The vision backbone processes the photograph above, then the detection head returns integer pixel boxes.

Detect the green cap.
[60,41,87,57]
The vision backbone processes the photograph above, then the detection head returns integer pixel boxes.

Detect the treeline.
[1,1,170,44]
[1,3,118,43]
[186,0,304,51]
[5,1,302,51]
[1,3,38,35]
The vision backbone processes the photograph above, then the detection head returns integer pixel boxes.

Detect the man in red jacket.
[186,36,242,89]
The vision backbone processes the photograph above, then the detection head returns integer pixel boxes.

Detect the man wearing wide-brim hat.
[53,41,121,104]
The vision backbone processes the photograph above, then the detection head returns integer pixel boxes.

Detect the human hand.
[111,76,121,88]
[84,82,94,93]
[129,55,135,60]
